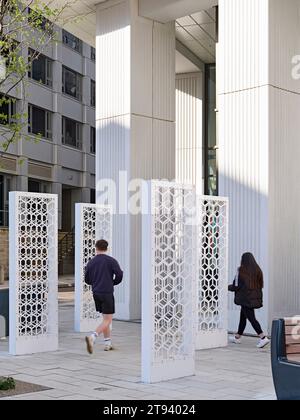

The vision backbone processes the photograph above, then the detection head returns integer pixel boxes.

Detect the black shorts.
[93,293,115,315]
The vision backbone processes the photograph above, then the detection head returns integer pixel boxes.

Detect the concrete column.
[176,72,204,194]
[15,59,28,193]
[81,187,91,204]
[52,183,62,230]
[82,76,90,109]
[218,0,300,332]
[52,42,62,222]
[52,29,62,95]
[81,123,91,206]
[52,166,62,230]
[16,158,28,192]
[96,0,176,320]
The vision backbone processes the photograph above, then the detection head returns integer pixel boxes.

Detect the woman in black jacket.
[228,253,270,349]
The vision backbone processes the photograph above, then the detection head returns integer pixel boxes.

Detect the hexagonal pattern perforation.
[198,197,228,335]
[9,192,58,355]
[142,181,196,383]
[75,204,112,332]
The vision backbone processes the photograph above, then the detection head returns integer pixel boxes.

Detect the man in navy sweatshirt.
[85,239,123,354]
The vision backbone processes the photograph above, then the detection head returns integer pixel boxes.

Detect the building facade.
[0,8,215,281]
[0,24,97,277]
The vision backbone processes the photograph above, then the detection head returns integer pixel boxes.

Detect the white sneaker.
[85,336,94,354]
[104,344,113,351]
[229,336,242,344]
[257,337,270,349]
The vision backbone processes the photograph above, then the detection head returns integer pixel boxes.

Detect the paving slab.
[0,297,275,400]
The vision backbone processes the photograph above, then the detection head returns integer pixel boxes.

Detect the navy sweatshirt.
[85,254,123,295]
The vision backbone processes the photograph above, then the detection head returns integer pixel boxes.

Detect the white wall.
[218,0,270,332]
[218,0,300,332]
[96,0,176,320]
[268,0,300,321]
[176,72,204,193]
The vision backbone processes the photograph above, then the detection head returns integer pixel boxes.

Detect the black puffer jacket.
[228,272,263,309]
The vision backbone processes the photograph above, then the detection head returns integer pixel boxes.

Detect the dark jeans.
[238,307,263,336]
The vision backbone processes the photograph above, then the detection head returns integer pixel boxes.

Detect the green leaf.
[0,377,16,391]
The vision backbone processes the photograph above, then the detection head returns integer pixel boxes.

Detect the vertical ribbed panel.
[153,120,175,179]
[218,0,269,94]
[96,1,131,120]
[176,73,203,193]
[269,0,300,94]
[130,116,153,316]
[218,88,269,328]
[218,0,270,331]
[153,21,176,121]
[268,0,300,319]
[96,115,131,317]
[131,116,153,179]
[269,88,300,318]
[96,0,176,320]
[131,18,153,117]
[219,0,300,331]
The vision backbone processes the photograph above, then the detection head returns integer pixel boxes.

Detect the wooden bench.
[271,318,300,400]
[284,318,300,363]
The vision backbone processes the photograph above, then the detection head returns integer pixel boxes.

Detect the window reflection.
[205,64,218,196]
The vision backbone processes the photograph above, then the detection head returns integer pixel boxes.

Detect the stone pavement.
[0,292,276,400]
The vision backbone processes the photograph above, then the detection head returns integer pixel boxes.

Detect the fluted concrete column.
[96,0,176,320]
[52,181,62,230]
[218,0,300,332]
[16,158,28,192]
[176,72,204,194]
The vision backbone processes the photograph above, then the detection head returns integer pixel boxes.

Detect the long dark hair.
[239,253,263,290]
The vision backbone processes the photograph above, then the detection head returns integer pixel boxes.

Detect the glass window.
[91,47,96,61]
[28,179,41,193]
[28,7,53,33]
[91,80,95,107]
[90,189,96,204]
[0,174,11,227]
[90,127,96,154]
[62,116,82,149]
[205,64,218,196]
[0,95,16,126]
[62,29,82,53]
[28,104,52,139]
[28,49,53,87]
[28,179,51,194]
[62,66,82,101]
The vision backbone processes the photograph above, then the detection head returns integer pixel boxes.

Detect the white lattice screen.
[75,204,112,332]
[142,181,196,383]
[196,196,229,350]
[9,192,58,355]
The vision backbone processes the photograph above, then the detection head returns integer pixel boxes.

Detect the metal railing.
[58,227,75,264]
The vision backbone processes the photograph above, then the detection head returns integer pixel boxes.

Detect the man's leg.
[85,314,113,354]
[94,315,113,351]
[102,318,113,351]
[95,314,113,336]
[101,294,114,350]
[103,324,111,339]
